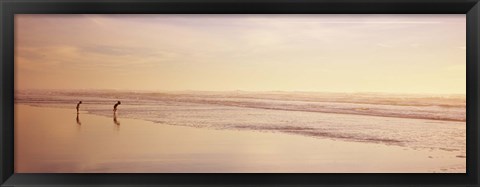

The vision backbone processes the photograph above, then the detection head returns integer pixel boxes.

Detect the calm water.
[15,90,466,157]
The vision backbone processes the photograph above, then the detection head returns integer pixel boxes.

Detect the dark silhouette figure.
[76,113,82,125]
[113,101,121,113]
[76,101,82,114]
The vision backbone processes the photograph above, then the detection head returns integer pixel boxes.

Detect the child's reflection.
[76,113,82,125]
[114,113,120,131]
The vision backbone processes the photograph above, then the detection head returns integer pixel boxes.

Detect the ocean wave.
[15,90,466,122]
[14,90,466,157]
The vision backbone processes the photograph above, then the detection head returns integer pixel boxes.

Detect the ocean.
[15,90,466,158]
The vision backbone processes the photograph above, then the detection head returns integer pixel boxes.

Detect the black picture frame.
[1,0,479,186]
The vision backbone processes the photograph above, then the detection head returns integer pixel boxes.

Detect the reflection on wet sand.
[15,104,466,173]
[76,112,121,131]
[114,113,120,126]
[76,113,81,125]
[113,113,120,131]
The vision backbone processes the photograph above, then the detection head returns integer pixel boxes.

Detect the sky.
[15,14,466,94]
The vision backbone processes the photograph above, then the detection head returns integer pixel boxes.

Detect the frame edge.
[1,0,479,186]
[1,0,15,185]
[467,2,480,184]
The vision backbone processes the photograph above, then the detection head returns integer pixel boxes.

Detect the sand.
[14,104,465,173]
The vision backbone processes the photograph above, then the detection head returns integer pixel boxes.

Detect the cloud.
[79,45,153,56]
[377,43,393,48]
[445,64,466,71]
[410,43,421,48]
[15,14,466,93]
[16,44,182,72]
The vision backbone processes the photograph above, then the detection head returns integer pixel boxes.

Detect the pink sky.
[15,14,466,94]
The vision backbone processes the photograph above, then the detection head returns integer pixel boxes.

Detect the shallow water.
[15,105,465,173]
[15,90,466,158]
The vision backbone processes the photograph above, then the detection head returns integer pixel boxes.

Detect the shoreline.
[14,89,466,123]
[16,102,466,153]
[15,104,465,173]
[14,100,465,123]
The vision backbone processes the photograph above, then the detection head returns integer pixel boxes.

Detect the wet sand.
[15,104,465,173]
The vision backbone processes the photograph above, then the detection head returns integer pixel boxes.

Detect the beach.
[14,14,467,174]
[15,104,465,173]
